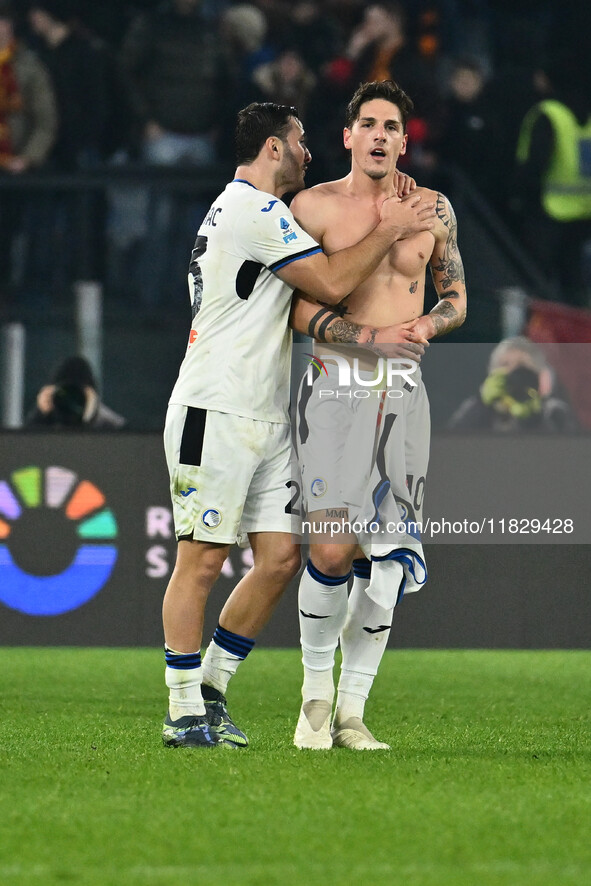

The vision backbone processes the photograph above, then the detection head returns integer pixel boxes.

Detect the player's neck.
[345,168,398,201]
[234,163,286,199]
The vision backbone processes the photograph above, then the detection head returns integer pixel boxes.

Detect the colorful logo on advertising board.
[0,466,118,616]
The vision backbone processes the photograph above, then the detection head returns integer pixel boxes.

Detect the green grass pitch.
[0,648,589,886]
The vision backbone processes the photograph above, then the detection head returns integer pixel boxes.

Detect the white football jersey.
[169,179,322,423]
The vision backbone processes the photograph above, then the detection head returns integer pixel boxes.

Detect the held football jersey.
[169,179,322,423]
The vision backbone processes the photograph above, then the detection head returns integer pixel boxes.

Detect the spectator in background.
[0,0,55,173]
[0,0,56,310]
[252,48,316,120]
[120,0,229,169]
[222,3,272,78]
[27,0,110,170]
[448,336,577,433]
[115,0,231,307]
[513,51,591,307]
[287,1,342,75]
[481,17,551,215]
[435,55,500,205]
[17,1,114,303]
[340,3,441,174]
[220,3,273,119]
[27,355,126,430]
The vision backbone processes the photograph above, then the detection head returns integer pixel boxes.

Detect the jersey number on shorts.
[284,479,301,516]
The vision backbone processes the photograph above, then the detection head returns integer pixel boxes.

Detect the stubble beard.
[365,168,389,181]
[280,144,305,192]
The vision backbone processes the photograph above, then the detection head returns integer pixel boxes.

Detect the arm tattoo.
[307,307,333,338]
[428,194,467,336]
[429,299,460,336]
[326,318,366,343]
[318,297,350,318]
[433,193,466,290]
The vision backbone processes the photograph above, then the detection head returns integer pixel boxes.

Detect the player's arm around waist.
[289,293,428,361]
[413,191,467,340]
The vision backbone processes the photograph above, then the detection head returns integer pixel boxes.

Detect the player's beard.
[365,165,389,181]
[279,143,305,192]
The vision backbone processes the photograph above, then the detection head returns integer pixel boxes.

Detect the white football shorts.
[164,404,295,544]
[296,362,430,519]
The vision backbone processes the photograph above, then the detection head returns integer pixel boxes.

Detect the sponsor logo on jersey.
[261,200,278,212]
[278,216,298,244]
[179,487,197,498]
[310,478,327,498]
[202,508,222,528]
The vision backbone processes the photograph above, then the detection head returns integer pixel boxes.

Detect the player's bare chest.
[323,208,434,278]
[388,231,435,278]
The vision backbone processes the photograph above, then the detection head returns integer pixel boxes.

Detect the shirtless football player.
[289,80,467,750]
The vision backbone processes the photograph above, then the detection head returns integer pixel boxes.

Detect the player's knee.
[310,546,353,579]
[274,544,302,582]
[173,540,227,588]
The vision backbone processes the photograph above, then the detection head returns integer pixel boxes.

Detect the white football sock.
[336,562,400,723]
[201,640,242,695]
[299,559,350,704]
[164,647,205,719]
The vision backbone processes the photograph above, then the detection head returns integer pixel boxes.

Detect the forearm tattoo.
[307,307,333,338]
[327,318,372,344]
[429,299,461,336]
[318,298,350,319]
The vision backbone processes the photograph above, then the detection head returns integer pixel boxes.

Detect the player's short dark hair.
[235,102,299,165]
[345,80,414,132]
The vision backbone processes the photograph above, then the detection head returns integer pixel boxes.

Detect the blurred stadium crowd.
[1,0,591,436]
[0,0,589,314]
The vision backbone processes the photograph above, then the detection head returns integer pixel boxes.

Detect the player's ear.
[399,133,408,156]
[343,127,352,150]
[267,137,281,158]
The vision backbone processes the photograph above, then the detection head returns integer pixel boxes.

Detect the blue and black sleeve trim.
[269,246,322,272]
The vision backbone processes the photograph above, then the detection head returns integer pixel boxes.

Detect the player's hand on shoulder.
[399,185,437,204]
[394,170,417,197]
[379,190,436,240]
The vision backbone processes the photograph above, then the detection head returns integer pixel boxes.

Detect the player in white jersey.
[160,101,437,749]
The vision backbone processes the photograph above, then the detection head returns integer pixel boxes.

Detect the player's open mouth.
[370,149,386,158]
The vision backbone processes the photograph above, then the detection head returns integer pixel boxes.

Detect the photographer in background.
[448,336,577,433]
[26,355,126,430]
